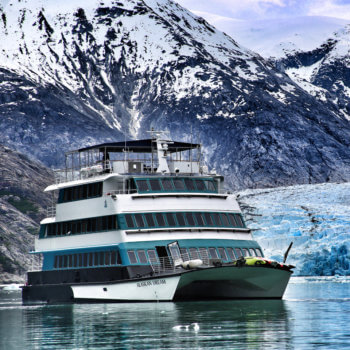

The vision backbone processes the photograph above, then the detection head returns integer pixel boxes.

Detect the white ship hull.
[64,266,291,302]
[72,275,181,302]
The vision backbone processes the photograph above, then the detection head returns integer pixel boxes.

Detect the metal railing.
[104,189,138,196]
[149,252,212,274]
[53,159,203,185]
[47,206,56,217]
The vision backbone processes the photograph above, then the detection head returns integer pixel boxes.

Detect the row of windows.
[57,176,217,205]
[59,182,103,203]
[135,177,217,193]
[42,211,246,238]
[127,246,263,264]
[52,246,264,269]
[54,250,122,269]
[45,215,117,237]
[124,212,245,230]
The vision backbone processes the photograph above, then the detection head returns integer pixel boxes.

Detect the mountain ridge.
[0,0,349,189]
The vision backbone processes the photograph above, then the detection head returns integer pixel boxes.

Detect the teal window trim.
[41,211,247,239]
[58,182,103,204]
[208,247,219,259]
[52,249,122,270]
[137,250,148,264]
[234,248,243,258]
[127,250,138,264]
[134,177,218,194]
[42,215,118,238]
[120,212,247,231]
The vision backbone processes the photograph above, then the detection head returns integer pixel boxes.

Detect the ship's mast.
[147,130,173,174]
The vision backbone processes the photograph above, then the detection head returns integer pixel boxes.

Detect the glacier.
[237,182,350,276]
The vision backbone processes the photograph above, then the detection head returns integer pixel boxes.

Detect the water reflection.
[1,280,350,349]
[18,299,291,349]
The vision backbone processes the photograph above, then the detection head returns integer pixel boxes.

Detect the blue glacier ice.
[237,183,350,276]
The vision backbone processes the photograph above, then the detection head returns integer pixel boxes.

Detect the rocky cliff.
[0,145,53,283]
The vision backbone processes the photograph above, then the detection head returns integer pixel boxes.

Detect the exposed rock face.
[0,0,349,189]
[274,26,350,124]
[0,145,53,283]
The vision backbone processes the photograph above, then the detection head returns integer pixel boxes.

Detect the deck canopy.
[75,139,200,154]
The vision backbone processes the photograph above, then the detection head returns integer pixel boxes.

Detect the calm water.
[0,277,349,350]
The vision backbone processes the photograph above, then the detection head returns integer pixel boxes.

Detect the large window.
[54,249,121,269]
[176,213,186,226]
[120,212,246,231]
[59,182,103,203]
[45,215,117,237]
[135,177,217,194]
[128,251,138,264]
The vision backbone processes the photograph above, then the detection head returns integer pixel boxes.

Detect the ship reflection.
[20,300,291,349]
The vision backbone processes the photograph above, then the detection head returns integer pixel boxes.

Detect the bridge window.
[184,178,195,191]
[173,178,185,190]
[195,179,206,191]
[161,178,174,190]
[136,180,149,192]
[149,179,161,191]
[205,180,216,191]
[60,182,103,203]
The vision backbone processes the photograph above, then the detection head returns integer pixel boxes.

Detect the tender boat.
[22,131,294,303]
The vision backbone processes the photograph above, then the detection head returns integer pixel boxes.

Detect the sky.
[175,0,350,21]
[1,0,350,20]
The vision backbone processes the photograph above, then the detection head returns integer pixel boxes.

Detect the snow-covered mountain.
[192,15,349,59]
[0,0,350,189]
[238,182,350,276]
[275,25,350,123]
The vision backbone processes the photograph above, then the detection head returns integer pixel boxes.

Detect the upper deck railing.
[53,158,204,184]
[55,135,204,185]
[149,252,212,274]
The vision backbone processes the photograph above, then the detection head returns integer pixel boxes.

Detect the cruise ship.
[22,132,294,303]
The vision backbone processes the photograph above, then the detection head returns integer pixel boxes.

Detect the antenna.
[283,242,293,263]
